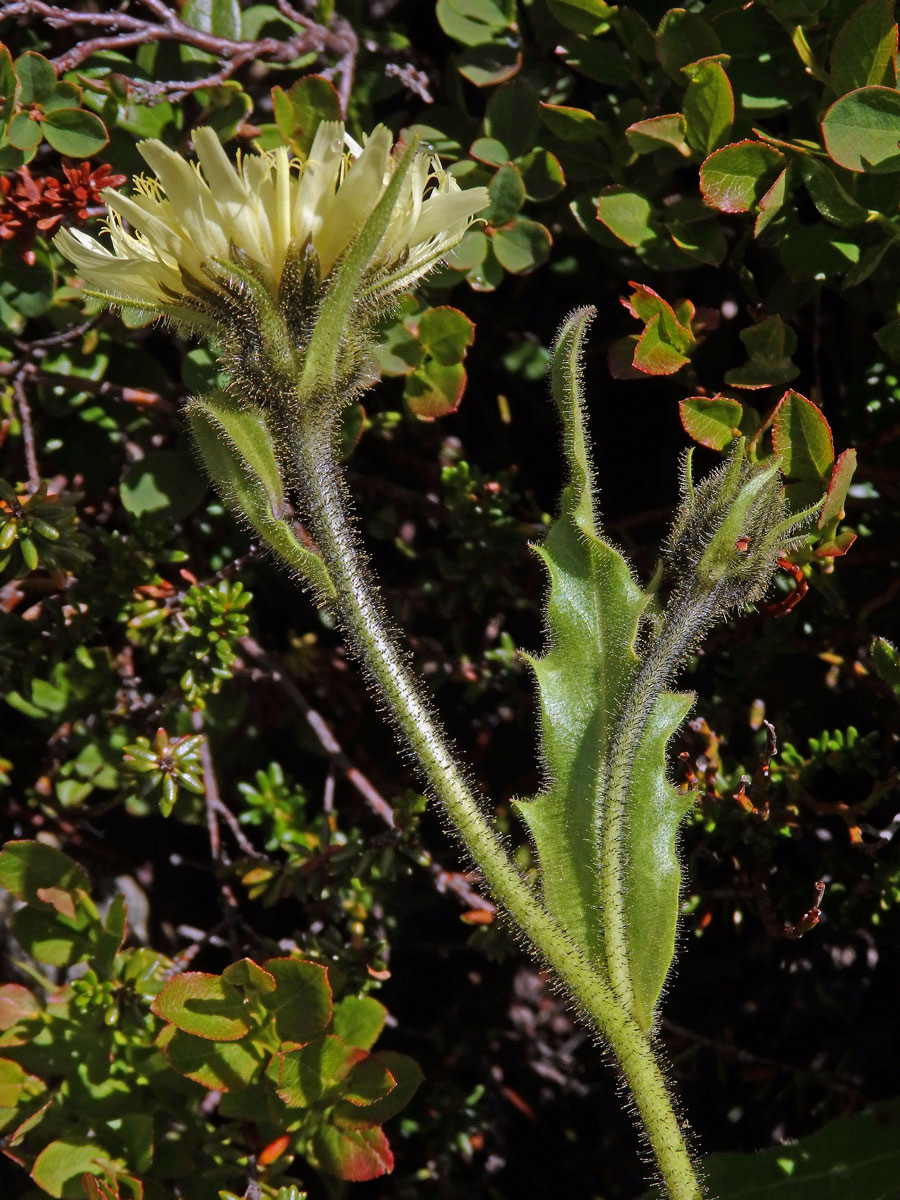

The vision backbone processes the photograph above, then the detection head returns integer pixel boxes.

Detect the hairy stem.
[601,586,720,1020]
[288,406,704,1200]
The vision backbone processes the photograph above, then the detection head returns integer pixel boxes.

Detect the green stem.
[290,407,704,1200]
[600,587,719,1019]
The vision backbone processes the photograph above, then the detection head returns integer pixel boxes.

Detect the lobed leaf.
[515,310,697,1025]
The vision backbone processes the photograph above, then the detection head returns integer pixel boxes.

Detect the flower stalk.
[54,120,725,1199]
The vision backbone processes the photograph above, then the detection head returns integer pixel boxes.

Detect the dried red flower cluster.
[0,161,126,264]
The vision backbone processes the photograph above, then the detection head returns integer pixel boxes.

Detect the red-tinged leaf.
[258,1134,291,1167]
[221,958,276,996]
[700,140,786,212]
[0,984,40,1032]
[633,314,691,375]
[260,958,332,1043]
[273,1035,366,1108]
[818,448,858,528]
[332,1051,424,1129]
[310,1124,394,1181]
[754,167,789,237]
[405,360,467,419]
[150,972,250,1041]
[624,282,693,351]
[771,391,835,481]
[626,113,690,157]
[814,528,857,557]
[35,886,78,921]
[680,395,744,449]
[80,1175,118,1200]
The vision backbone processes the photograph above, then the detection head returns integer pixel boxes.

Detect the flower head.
[54,123,488,318]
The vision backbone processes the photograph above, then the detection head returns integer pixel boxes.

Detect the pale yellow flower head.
[54,123,489,314]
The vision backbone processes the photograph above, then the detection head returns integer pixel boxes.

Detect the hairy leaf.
[515,309,695,1026]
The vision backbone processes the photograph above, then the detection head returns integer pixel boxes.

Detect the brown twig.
[240,635,495,915]
[12,368,40,491]
[191,708,261,863]
[0,0,358,111]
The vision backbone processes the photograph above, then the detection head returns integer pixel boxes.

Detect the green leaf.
[332,995,387,1051]
[260,957,332,1042]
[151,972,251,1041]
[485,163,525,223]
[0,45,18,129]
[518,148,566,200]
[596,188,660,247]
[11,907,84,967]
[338,1056,396,1107]
[771,390,834,481]
[547,0,616,35]
[538,102,601,141]
[484,79,540,158]
[800,156,868,225]
[310,1125,393,1182]
[436,0,512,45]
[754,166,790,236]
[15,51,56,105]
[271,75,341,157]
[822,86,900,173]
[871,637,900,693]
[491,216,552,273]
[470,135,508,165]
[626,113,690,157]
[639,1100,900,1200]
[166,1028,263,1090]
[0,238,53,318]
[683,59,734,155]
[680,395,744,449]
[187,391,336,598]
[182,0,242,40]
[724,315,800,389]
[830,0,897,97]
[700,139,786,211]
[31,1138,113,1199]
[514,310,695,1026]
[456,42,522,87]
[120,443,207,521]
[7,111,42,150]
[417,306,475,365]
[656,9,721,79]
[0,840,90,907]
[41,108,109,157]
[0,1056,45,1111]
